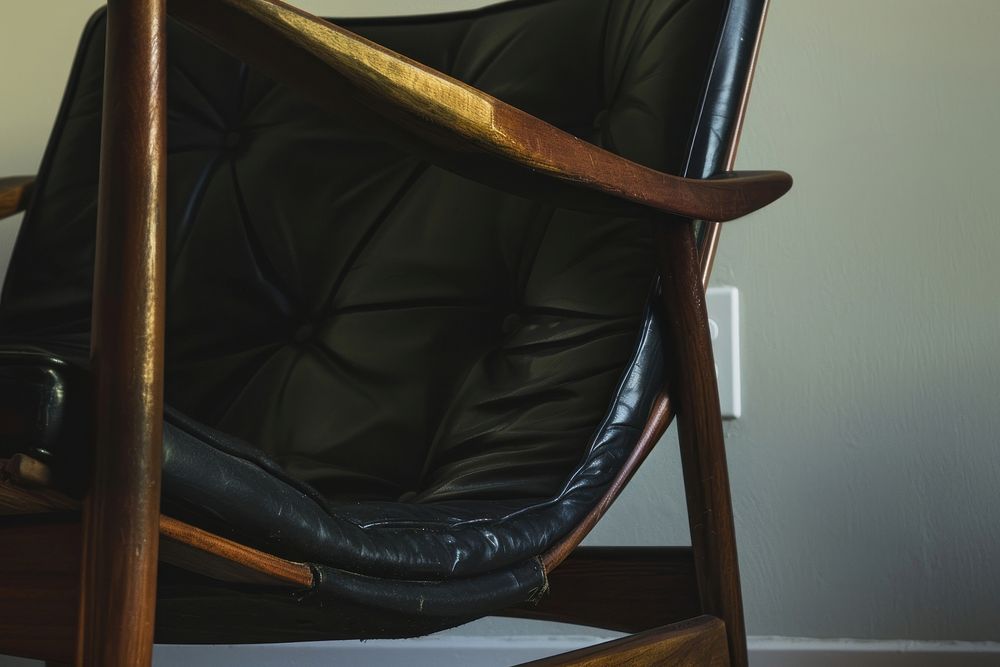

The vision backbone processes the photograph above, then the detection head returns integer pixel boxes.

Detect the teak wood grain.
[167,0,790,223]
[77,1,167,664]
[516,616,729,667]
[656,219,747,667]
[0,520,79,664]
[0,483,77,516]
[0,176,34,220]
[506,547,699,633]
[159,516,313,587]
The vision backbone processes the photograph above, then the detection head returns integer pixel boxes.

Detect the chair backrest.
[0,0,754,506]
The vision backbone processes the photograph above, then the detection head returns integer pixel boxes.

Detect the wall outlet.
[706,286,741,419]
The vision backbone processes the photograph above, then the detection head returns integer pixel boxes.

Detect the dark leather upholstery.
[0,0,764,638]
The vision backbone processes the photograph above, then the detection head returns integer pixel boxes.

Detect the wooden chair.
[0,0,789,665]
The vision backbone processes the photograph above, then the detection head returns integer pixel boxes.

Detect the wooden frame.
[78,1,167,665]
[0,1,786,665]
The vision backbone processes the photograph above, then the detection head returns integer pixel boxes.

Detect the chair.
[0,0,789,665]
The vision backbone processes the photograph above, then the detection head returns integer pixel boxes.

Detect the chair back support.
[1,0,730,507]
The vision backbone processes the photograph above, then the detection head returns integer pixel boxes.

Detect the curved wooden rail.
[0,473,312,589]
[167,0,790,222]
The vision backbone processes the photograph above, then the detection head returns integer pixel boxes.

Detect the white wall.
[711,0,1000,640]
[1,0,998,649]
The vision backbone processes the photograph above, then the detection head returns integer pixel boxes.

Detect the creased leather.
[0,0,764,633]
[159,305,662,578]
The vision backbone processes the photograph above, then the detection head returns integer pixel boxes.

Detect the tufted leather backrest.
[0,0,726,504]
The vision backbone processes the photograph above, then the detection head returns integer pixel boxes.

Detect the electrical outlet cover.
[706,286,741,419]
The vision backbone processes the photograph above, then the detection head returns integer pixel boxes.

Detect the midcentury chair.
[0,0,789,665]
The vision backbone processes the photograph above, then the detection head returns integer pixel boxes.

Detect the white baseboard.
[4,636,1000,666]
[152,636,593,666]
[148,636,1000,667]
[747,637,1000,667]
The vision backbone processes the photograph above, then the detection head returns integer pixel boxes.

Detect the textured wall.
[706,0,1000,640]
[1,0,998,643]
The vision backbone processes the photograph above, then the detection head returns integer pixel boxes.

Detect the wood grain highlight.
[0,482,77,515]
[159,516,313,588]
[77,3,167,662]
[167,0,790,223]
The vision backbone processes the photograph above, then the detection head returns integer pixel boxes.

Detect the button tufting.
[223,130,242,150]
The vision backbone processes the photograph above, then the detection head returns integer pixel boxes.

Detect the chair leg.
[654,220,748,667]
[76,0,168,666]
[515,616,729,667]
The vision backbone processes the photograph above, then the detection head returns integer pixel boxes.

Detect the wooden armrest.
[168,0,791,222]
[0,176,34,220]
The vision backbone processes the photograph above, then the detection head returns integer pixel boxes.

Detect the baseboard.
[149,636,1000,667]
[4,636,1000,666]
[152,636,594,666]
[747,637,1000,667]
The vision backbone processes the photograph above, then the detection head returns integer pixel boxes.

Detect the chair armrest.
[0,176,34,221]
[168,0,791,222]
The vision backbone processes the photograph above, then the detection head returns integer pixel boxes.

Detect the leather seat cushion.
[0,0,721,588]
[0,305,662,580]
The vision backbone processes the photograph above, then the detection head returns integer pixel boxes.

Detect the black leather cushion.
[0,0,732,630]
